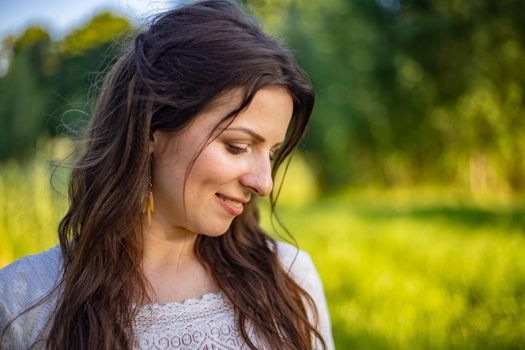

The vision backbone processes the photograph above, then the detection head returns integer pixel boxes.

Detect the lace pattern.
[133,292,253,350]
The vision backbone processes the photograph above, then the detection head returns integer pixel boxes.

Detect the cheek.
[153,165,185,209]
[188,146,242,190]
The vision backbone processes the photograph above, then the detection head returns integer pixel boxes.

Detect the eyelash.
[226,144,276,161]
[226,144,248,155]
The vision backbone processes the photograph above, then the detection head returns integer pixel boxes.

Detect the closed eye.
[226,144,248,155]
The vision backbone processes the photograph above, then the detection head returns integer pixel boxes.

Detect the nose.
[240,155,273,197]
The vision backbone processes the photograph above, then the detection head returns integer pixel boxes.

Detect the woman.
[0,0,334,349]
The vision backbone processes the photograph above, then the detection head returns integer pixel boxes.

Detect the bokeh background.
[1,0,524,348]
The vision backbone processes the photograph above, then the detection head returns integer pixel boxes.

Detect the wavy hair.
[12,1,323,349]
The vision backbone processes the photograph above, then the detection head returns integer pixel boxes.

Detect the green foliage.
[0,13,131,161]
[14,26,50,50]
[0,26,50,160]
[2,1,525,192]
[59,12,132,56]
[251,0,525,191]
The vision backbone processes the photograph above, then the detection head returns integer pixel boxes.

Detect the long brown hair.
[31,1,323,349]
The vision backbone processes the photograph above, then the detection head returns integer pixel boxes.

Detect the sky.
[0,0,179,39]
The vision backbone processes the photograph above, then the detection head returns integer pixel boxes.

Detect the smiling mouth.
[216,193,245,215]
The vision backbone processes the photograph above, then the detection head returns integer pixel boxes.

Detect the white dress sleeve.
[0,246,62,349]
[276,241,335,350]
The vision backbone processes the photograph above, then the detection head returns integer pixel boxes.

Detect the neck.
[141,217,199,271]
[140,220,220,304]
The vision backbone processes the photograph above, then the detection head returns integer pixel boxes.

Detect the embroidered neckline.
[137,291,226,310]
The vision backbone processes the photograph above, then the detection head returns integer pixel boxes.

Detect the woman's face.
[150,86,293,237]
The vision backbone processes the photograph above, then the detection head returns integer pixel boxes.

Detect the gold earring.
[145,164,155,227]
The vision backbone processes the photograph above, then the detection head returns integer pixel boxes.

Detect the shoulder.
[273,241,326,310]
[0,245,63,304]
[274,241,317,284]
[273,241,335,350]
[0,246,62,348]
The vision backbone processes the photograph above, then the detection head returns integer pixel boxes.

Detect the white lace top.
[0,242,334,349]
[134,292,250,349]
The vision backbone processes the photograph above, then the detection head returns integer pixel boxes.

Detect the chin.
[197,222,233,237]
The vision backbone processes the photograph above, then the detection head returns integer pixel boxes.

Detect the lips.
[216,193,247,216]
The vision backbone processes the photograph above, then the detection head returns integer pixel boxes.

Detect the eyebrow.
[221,127,284,147]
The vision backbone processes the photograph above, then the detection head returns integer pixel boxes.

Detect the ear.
[149,130,173,157]
[149,130,159,155]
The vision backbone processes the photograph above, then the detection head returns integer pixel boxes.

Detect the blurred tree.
[250,0,525,192]
[0,13,132,161]
[2,1,525,193]
[0,27,51,160]
[59,12,131,56]
[47,12,133,137]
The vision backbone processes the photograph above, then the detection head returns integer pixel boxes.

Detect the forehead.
[191,86,294,140]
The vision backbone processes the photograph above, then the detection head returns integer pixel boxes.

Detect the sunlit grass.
[0,138,70,266]
[1,151,524,349]
[0,162,62,266]
[267,193,525,349]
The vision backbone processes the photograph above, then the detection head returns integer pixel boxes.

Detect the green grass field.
[1,156,524,349]
[271,191,525,349]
